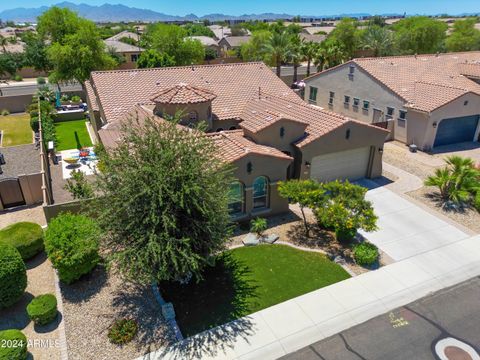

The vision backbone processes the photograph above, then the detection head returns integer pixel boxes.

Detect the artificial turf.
[54,119,92,151]
[159,244,351,337]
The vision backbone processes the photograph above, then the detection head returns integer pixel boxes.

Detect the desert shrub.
[70,95,82,103]
[60,94,69,101]
[0,222,44,260]
[36,77,46,85]
[0,244,27,309]
[353,242,379,266]
[26,294,58,325]
[474,191,480,212]
[250,218,267,237]
[1,109,9,116]
[0,329,27,360]
[44,213,100,284]
[108,319,138,344]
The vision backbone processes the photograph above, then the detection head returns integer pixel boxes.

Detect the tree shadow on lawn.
[155,253,259,358]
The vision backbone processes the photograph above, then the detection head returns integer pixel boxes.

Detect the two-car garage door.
[433,115,480,147]
[310,147,371,182]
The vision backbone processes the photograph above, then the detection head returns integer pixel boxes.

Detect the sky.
[1,0,479,16]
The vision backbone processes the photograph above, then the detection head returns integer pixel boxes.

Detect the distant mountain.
[0,2,376,23]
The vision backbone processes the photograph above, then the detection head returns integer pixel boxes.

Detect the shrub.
[44,213,100,284]
[0,329,27,360]
[12,74,22,81]
[474,191,480,212]
[0,244,27,309]
[26,294,58,325]
[60,94,69,102]
[353,242,379,266]
[0,222,44,260]
[71,95,82,103]
[1,109,10,116]
[36,77,46,85]
[108,319,138,345]
[250,218,267,237]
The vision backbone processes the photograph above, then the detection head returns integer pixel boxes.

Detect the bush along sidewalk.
[0,244,27,309]
[27,294,58,326]
[44,213,100,284]
[353,242,379,267]
[0,222,44,260]
[0,329,28,360]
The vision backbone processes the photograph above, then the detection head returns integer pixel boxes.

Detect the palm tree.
[288,37,304,83]
[361,26,394,57]
[263,31,292,77]
[301,41,319,77]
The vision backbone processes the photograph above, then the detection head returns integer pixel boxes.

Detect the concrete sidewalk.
[137,235,480,360]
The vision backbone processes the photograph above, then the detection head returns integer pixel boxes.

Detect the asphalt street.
[0,82,82,96]
[280,277,480,360]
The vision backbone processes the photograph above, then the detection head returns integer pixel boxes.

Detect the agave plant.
[425,156,480,204]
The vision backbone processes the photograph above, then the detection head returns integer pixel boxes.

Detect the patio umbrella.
[55,91,61,108]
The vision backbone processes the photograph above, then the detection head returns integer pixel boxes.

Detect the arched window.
[189,111,198,121]
[228,181,245,215]
[253,176,269,209]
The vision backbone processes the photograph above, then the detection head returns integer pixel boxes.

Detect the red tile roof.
[88,62,302,124]
[150,83,217,104]
[351,52,480,112]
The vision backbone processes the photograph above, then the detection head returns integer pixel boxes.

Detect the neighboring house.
[186,36,220,56]
[0,41,25,54]
[0,26,16,38]
[300,34,326,44]
[218,36,251,53]
[302,26,335,35]
[208,25,232,40]
[85,62,387,220]
[304,52,480,151]
[106,30,140,42]
[104,36,144,69]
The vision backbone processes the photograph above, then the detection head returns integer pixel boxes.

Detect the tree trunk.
[276,62,281,77]
[300,206,310,237]
[306,58,311,77]
[293,64,299,83]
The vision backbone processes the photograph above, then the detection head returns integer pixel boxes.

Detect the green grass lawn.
[54,119,93,151]
[0,114,33,146]
[159,244,351,337]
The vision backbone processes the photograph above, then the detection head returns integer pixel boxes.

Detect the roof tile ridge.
[414,80,470,92]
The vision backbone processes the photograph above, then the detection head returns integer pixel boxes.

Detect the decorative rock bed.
[242,233,279,246]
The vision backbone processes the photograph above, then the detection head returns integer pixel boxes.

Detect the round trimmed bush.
[0,244,27,309]
[0,222,44,260]
[26,294,58,326]
[44,213,100,284]
[353,242,379,266]
[108,319,138,345]
[0,329,27,360]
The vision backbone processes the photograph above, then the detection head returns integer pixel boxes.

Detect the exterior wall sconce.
[378,148,383,154]
[432,122,438,128]
[280,126,285,138]
[305,161,311,169]
[247,162,253,174]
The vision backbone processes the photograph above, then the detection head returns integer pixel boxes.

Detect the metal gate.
[0,177,25,208]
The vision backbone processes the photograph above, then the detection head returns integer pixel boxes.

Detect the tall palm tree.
[263,31,292,77]
[361,26,394,57]
[301,41,319,77]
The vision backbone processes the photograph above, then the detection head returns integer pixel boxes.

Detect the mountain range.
[0,2,373,23]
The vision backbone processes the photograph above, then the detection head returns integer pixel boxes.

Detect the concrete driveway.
[358,186,470,262]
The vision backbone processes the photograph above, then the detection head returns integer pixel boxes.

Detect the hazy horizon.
[0,0,478,17]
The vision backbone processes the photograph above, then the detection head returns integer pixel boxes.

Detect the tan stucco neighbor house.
[104,31,144,70]
[303,51,480,151]
[85,62,387,220]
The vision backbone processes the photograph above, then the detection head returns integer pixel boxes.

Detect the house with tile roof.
[85,62,387,220]
[303,51,480,151]
[104,31,144,70]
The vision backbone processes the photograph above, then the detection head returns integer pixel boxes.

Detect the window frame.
[386,107,395,117]
[362,100,370,110]
[228,181,245,215]
[344,95,350,105]
[399,110,407,120]
[252,176,269,209]
[309,86,318,104]
[353,98,360,107]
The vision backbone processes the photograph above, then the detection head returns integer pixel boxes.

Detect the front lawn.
[54,119,93,151]
[160,244,350,337]
[0,114,32,146]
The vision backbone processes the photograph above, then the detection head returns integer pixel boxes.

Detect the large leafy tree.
[37,6,81,44]
[137,49,175,68]
[92,115,234,283]
[22,32,52,72]
[360,25,395,57]
[446,18,480,52]
[327,18,360,59]
[183,23,215,38]
[393,16,447,54]
[240,30,271,62]
[301,41,319,77]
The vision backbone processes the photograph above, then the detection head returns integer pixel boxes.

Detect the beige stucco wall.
[407,93,480,151]
[231,153,291,221]
[304,63,407,142]
[18,173,43,205]
[243,118,307,154]
[297,121,387,179]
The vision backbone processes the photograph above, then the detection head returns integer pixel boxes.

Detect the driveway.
[358,185,470,262]
[432,141,480,164]
[280,277,480,360]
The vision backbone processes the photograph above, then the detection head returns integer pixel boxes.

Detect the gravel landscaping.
[61,265,174,360]
[407,186,480,233]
